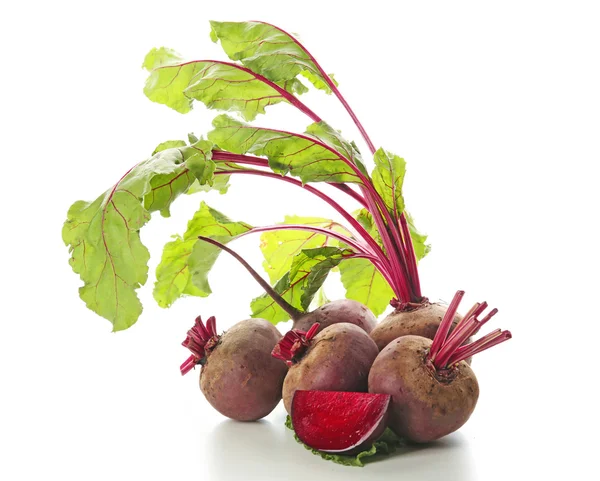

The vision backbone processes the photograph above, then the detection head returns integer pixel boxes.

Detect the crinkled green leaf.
[260,216,342,283]
[208,114,362,184]
[144,140,216,217]
[339,258,394,316]
[152,140,187,155]
[210,21,336,94]
[372,148,406,218]
[153,202,252,308]
[306,122,368,176]
[290,247,352,311]
[284,416,404,467]
[186,175,230,196]
[185,141,215,186]
[62,142,214,331]
[143,47,306,120]
[251,247,351,323]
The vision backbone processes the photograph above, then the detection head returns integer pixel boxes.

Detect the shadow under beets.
[206,416,477,481]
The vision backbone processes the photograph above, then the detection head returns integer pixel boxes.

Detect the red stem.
[435,306,498,368]
[246,22,417,302]
[258,22,376,154]
[197,236,303,320]
[210,154,400,297]
[434,316,480,368]
[224,151,411,301]
[447,330,512,366]
[261,23,423,302]
[213,169,383,259]
[213,169,400,298]
[399,215,422,299]
[429,291,465,360]
[426,292,511,370]
[332,183,368,208]
[180,355,197,376]
[202,24,421,302]
[212,151,368,207]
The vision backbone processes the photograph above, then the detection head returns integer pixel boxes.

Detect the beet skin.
[370,302,462,351]
[282,323,379,414]
[200,318,287,421]
[293,299,377,334]
[368,335,479,443]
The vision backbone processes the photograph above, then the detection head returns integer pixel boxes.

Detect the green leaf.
[259,216,342,283]
[186,174,230,196]
[405,210,431,261]
[306,122,368,176]
[143,47,305,120]
[62,143,209,331]
[339,258,394,316]
[372,148,406,218]
[152,139,187,155]
[185,141,215,186]
[251,247,351,323]
[210,21,336,94]
[284,416,404,467]
[153,202,252,308]
[208,114,362,184]
[250,272,297,324]
[143,140,216,217]
[291,247,351,311]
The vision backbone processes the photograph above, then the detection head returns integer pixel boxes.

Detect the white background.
[1,1,599,479]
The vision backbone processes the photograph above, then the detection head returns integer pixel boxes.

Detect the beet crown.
[271,323,320,366]
[180,315,220,375]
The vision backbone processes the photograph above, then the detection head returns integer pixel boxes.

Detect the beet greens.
[63,20,430,330]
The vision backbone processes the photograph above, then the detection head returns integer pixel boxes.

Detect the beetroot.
[272,322,379,414]
[181,315,287,422]
[368,291,511,442]
[291,390,390,453]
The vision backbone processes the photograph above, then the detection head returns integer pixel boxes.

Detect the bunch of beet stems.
[177,22,423,307]
[428,291,512,370]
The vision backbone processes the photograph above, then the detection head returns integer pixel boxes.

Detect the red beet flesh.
[291,390,390,453]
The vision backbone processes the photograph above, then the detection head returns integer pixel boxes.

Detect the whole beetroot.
[368,291,511,443]
[181,315,287,422]
[272,322,379,414]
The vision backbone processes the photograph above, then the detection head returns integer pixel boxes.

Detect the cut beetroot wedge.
[291,390,391,454]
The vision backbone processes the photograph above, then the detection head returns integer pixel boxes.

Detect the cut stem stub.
[271,323,320,366]
[180,315,220,375]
